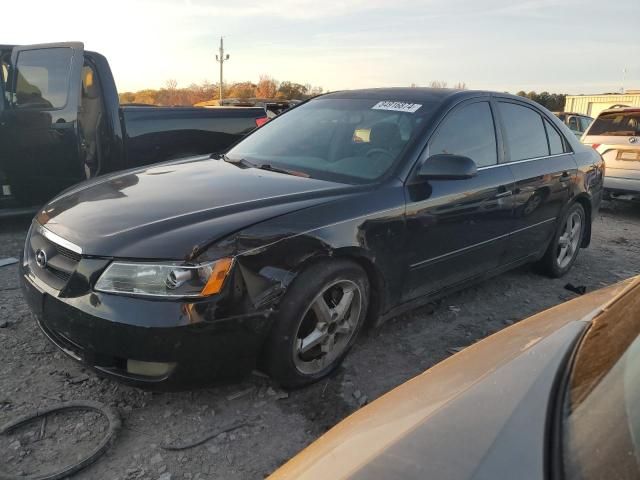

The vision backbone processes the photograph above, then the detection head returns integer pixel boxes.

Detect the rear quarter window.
[544,119,567,155]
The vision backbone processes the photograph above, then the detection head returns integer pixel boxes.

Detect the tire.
[538,203,586,278]
[264,259,369,388]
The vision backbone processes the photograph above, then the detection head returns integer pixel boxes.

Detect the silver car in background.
[582,107,640,198]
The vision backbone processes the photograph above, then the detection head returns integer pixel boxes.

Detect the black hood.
[37,156,354,259]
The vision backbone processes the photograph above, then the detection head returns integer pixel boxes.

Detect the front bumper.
[20,265,273,389]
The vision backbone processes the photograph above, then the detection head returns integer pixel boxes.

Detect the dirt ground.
[1,199,640,480]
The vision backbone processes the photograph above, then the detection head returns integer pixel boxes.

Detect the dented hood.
[36,156,353,258]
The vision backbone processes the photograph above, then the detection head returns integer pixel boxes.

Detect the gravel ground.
[1,200,640,480]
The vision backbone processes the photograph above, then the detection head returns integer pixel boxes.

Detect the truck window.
[14,48,73,110]
[568,116,579,132]
[1,56,8,106]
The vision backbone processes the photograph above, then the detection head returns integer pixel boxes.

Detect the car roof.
[598,106,640,115]
[321,87,522,102]
[554,112,591,117]
[317,88,553,113]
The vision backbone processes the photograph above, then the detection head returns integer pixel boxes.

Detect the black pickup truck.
[0,42,268,216]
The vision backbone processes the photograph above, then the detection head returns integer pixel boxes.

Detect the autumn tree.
[256,75,278,98]
[308,85,323,97]
[277,81,308,99]
[227,82,256,99]
[133,89,158,105]
[118,76,324,106]
[515,91,567,111]
[119,91,136,104]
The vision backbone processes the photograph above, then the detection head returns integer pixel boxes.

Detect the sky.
[4,0,640,95]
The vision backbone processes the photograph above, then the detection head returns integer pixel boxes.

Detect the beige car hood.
[270,277,637,480]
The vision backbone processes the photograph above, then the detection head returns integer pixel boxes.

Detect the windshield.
[226,97,433,184]
[561,281,640,479]
[587,111,640,137]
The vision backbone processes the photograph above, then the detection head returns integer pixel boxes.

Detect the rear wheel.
[264,260,369,388]
[538,203,585,277]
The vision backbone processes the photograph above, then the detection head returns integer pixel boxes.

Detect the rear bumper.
[20,267,273,389]
[604,172,640,196]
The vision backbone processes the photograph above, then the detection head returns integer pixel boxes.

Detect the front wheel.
[538,203,586,278]
[264,260,369,388]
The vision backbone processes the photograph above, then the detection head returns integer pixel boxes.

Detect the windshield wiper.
[216,154,308,177]
[217,153,257,169]
[258,164,308,177]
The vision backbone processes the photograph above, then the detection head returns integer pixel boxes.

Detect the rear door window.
[587,111,640,137]
[13,47,73,109]
[498,102,549,162]
[428,101,498,167]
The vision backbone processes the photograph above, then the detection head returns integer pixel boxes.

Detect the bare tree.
[428,80,448,89]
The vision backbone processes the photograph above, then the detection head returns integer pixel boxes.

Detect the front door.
[402,99,516,302]
[1,42,84,208]
[494,100,576,263]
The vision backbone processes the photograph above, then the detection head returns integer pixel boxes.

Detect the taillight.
[591,144,601,150]
[255,117,268,127]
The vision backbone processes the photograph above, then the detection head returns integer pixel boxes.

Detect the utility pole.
[622,67,627,94]
[215,37,229,104]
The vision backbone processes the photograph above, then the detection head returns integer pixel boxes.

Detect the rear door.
[495,99,577,263]
[1,42,84,207]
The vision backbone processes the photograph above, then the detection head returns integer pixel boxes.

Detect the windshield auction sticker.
[372,101,422,113]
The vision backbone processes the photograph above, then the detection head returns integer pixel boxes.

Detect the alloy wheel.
[293,280,362,375]
[557,210,582,269]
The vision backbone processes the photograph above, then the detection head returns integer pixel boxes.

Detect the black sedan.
[20,88,604,388]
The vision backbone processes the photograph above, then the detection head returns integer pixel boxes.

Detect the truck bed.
[120,106,267,168]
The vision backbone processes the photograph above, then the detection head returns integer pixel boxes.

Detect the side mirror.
[417,154,478,180]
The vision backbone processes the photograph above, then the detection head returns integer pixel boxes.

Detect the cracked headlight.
[94,258,233,298]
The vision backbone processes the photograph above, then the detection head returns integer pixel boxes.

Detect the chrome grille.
[53,243,81,263]
[27,223,82,290]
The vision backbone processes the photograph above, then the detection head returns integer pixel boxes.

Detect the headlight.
[94,258,233,298]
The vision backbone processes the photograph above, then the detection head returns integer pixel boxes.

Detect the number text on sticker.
[372,101,422,113]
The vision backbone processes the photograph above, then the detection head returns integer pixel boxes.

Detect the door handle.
[495,188,513,199]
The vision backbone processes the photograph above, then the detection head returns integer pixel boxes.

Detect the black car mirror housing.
[418,154,478,180]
